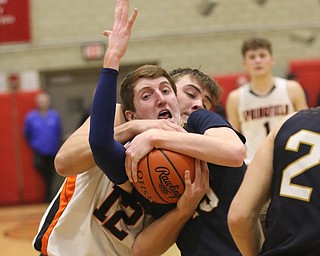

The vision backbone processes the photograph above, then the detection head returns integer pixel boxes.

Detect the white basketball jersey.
[33,167,152,256]
[238,77,294,164]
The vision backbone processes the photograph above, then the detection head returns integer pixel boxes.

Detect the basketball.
[134,148,195,204]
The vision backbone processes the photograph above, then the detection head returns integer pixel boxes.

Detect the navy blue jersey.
[260,108,320,256]
[137,109,246,256]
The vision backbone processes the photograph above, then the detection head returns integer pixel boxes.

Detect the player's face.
[243,48,275,77]
[175,75,212,123]
[126,76,181,124]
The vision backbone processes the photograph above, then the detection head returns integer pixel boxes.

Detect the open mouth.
[158,109,172,119]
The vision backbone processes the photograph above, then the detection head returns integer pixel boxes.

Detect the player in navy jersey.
[228,107,320,256]
[89,2,247,255]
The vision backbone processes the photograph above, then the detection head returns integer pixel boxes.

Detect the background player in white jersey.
[33,1,208,255]
[228,107,320,256]
[225,37,308,232]
[226,36,308,165]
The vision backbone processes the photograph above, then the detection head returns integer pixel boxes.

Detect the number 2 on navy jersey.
[280,130,320,201]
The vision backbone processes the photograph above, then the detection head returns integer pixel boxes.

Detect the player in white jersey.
[226,37,308,233]
[33,167,151,256]
[237,76,295,164]
[226,37,308,165]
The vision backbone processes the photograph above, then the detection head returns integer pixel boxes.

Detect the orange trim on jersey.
[41,176,77,255]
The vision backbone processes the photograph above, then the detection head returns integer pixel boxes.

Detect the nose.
[254,56,262,62]
[156,91,166,106]
[191,98,203,111]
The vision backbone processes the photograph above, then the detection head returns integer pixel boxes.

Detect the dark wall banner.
[0,0,30,44]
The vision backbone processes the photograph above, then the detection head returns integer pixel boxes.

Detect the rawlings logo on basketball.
[156,167,182,199]
[134,148,195,204]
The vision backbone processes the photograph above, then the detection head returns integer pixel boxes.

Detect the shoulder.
[49,109,61,117]
[187,109,230,133]
[285,79,308,108]
[286,79,303,90]
[227,88,240,101]
[25,110,38,119]
[226,88,240,110]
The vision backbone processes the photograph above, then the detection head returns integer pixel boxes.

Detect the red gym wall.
[289,59,320,108]
[212,73,248,110]
[0,90,45,205]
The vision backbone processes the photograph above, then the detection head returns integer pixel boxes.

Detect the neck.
[249,74,275,95]
[39,109,48,115]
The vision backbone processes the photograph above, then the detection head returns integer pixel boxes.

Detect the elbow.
[237,144,247,166]
[54,152,70,177]
[132,243,149,256]
[228,204,248,237]
[231,144,246,167]
[228,209,242,234]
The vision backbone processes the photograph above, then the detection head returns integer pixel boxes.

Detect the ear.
[125,110,136,121]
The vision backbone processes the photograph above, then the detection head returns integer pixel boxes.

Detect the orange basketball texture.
[134,148,195,204]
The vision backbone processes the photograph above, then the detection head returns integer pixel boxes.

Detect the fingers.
[125,146,139,183]
[193,159,201,184]
[102,30,112,37]
[191,159,209,190]
[200,161,209,190]
[128,8,138,29]
[114,0,123,23]
[184,170,191,188]
[131,159,139,183]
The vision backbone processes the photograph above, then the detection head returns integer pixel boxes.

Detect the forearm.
[55,118,95,176]
[114,121,137,144]
[229,217,264,256]
[89,69,128,184]
[132,160,208,256]
[55,133,95,176]
[132,207,191,256]
[151,129,245,167]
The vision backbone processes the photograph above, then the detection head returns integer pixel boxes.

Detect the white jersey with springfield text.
[238,77,294,164]
[33,166,151,256]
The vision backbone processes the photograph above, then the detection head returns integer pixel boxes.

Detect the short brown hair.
[241,37,272,57]
[120,65,177,112]
[170,67,222,107]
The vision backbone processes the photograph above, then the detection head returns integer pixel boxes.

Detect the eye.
[259,53,266,58]
[162,87,171,95]
[249,54,256,60]
[186,92,195,99]
[142,93,151,100]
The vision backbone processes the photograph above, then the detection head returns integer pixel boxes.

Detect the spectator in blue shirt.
[24,92,62,202]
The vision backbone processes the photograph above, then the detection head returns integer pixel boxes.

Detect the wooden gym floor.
[0,203,180,255]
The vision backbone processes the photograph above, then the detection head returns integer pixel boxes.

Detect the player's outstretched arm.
[89,0,138,188]
[132,160,209,256]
